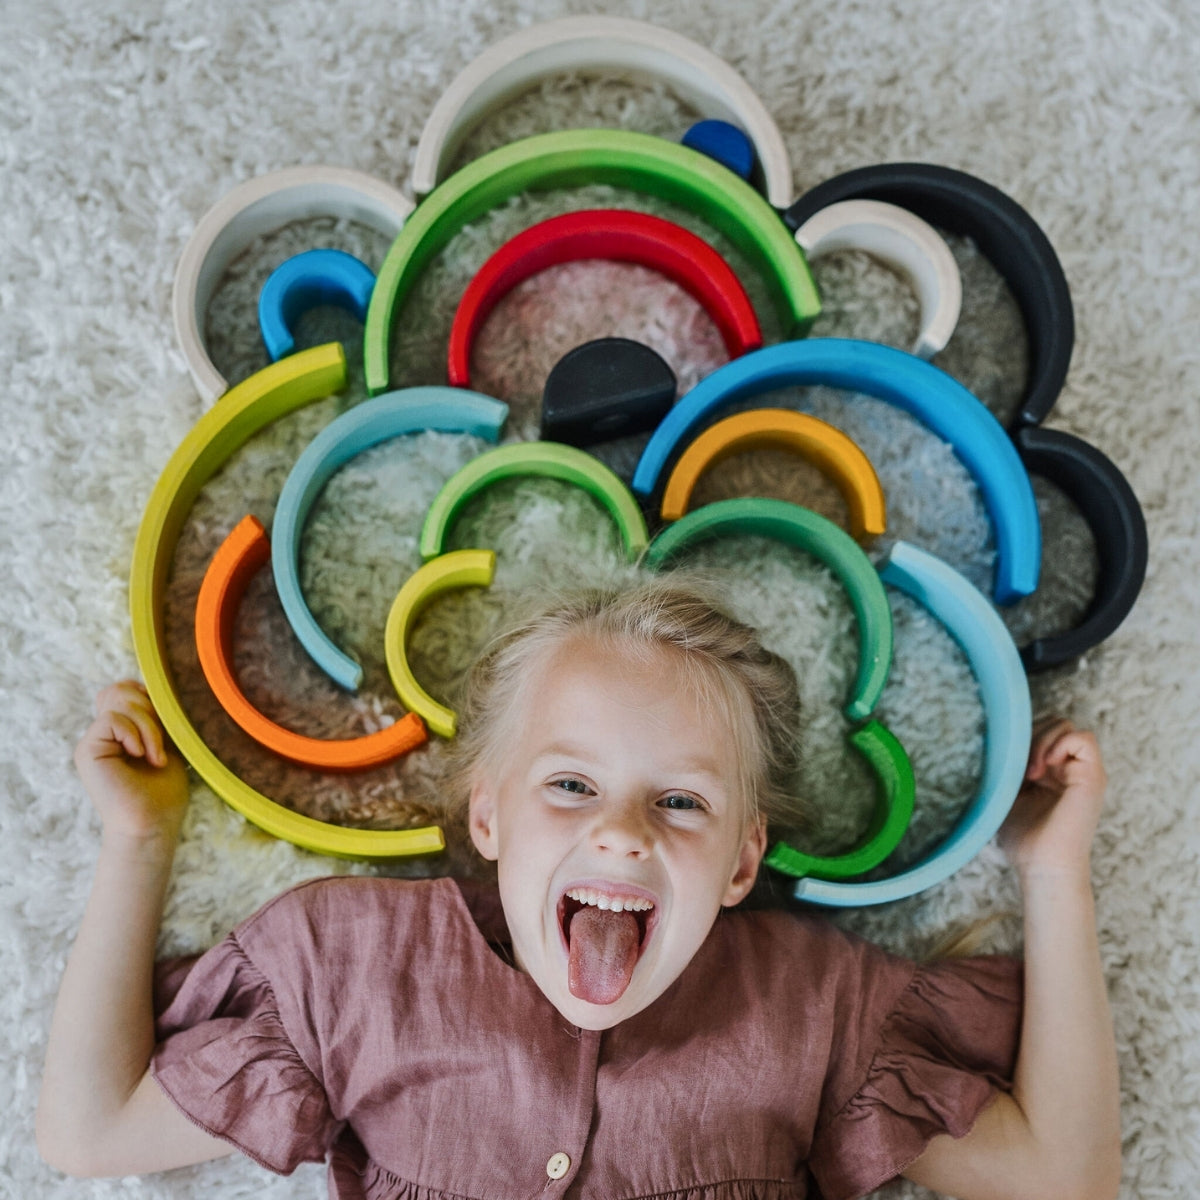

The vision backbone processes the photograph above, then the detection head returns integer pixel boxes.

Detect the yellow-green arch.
[129,342,445,861]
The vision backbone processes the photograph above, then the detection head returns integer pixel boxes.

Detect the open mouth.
[559,888,655,947]
[558,886,657,1005]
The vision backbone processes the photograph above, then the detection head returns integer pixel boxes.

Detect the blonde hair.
[438,574,807,852]
[923,913,1015,961]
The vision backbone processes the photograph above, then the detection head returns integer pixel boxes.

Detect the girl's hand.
[73,681,189,844]
[998,718,1106,879]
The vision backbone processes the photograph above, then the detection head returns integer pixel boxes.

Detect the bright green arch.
[419,441,649,562]
[363,128,821,395]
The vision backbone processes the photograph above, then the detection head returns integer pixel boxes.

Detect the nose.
[590,796,654,858]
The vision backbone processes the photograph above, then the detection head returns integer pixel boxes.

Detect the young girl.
[37,578,1121,1200]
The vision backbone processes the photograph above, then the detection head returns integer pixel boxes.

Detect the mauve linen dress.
[152,876,1022,1200]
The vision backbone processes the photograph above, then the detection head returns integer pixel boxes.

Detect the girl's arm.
[901,720,1121,1200]
[36,682,233,1177]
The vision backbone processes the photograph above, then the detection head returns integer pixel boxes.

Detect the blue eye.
[660,793,702,811]
[554,778,590,794]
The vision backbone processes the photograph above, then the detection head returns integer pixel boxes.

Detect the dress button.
[546,1151,571,1180]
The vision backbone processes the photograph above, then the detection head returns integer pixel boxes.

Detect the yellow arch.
[384,550,497,739]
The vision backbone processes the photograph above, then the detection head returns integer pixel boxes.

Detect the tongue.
[567,906,641,1005]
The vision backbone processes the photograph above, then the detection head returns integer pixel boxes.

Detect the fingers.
[1044,729,1106,792]
[82,681,168,769]
[1025,716,1073,782]
[1025,716,1105,791]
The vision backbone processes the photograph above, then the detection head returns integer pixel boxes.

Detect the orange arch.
[659,408,886,541]
[195,515,427,771]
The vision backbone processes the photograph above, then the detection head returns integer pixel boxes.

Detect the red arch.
[447,208,762,387]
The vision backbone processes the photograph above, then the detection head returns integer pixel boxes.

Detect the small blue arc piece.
[631,339,1041,605]
[793,540,1032,907]
[271,388,509,690]
[681,119,756,181]
[259,249,378,362]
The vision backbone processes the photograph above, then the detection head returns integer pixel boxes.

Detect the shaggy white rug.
[1,0,1196,1197]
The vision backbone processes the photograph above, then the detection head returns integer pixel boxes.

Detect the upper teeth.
[566,887,654,912]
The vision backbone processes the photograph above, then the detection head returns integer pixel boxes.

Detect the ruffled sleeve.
[151,932,339,1175]
[808,953,1023,1200]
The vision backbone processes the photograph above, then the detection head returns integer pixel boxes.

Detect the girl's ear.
[722,819,768,907]
[468,780,500,861]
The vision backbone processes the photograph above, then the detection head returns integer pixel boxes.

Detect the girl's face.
[468,635,766,1030]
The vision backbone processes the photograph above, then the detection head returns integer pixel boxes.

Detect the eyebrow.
[530,743,729,783]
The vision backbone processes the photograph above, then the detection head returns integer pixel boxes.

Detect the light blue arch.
[793,541,1032,907]
[271,388,509,690]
